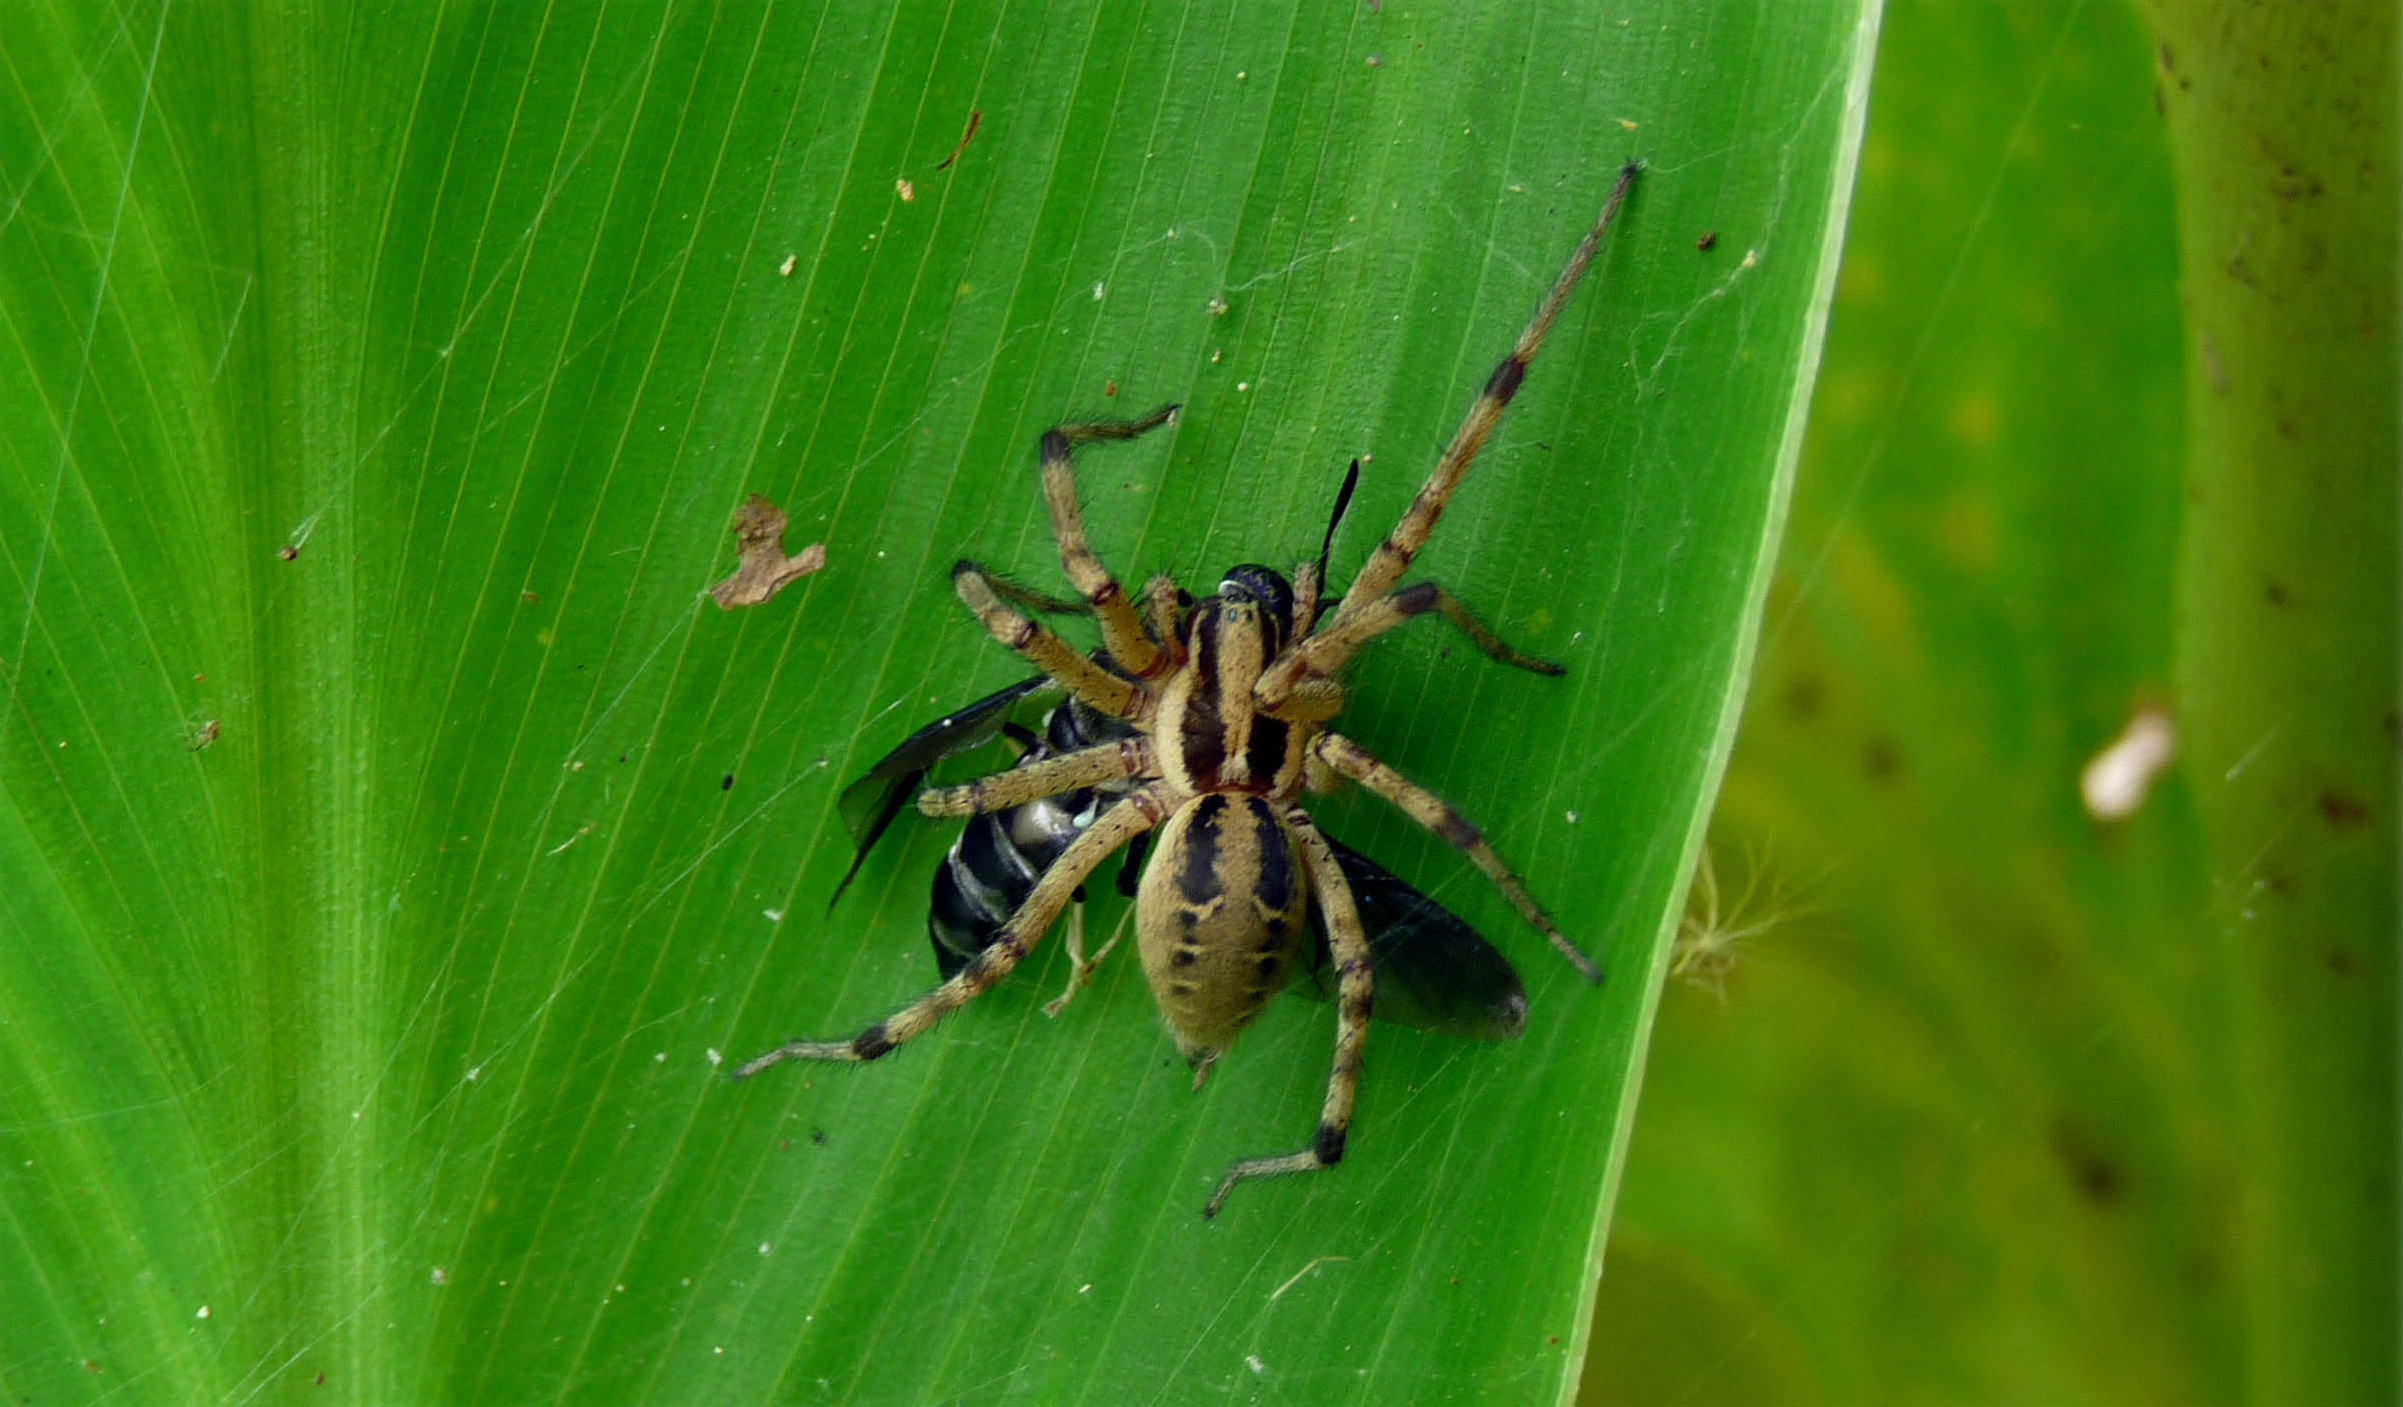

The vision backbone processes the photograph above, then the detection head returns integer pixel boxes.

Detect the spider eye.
[1218,564,1294,639]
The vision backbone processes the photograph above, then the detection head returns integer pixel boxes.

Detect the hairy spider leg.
[1257,160,1641,707]
[1204,810,1372,1216]
[1041,404,1181,681]
[1310,730,1601,983]
[952,561,1148,721]
[1300,580,1566,677]
[1141,575,1187,669]
[915,736,1154,818]
[730,786,1169,1078]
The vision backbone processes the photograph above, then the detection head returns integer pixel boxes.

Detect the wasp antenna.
[1315,458,1362,589]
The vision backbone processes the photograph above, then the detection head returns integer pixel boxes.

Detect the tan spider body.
[737,162,1640,1216]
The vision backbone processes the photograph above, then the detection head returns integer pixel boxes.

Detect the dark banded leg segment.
[1204,810,1372,1217]
[916,736,1152,817]
[1269,579,1563,696]
[1040,404,1180,680]
[1312,730,1602,983]
[954,561,1145,720]
[1259,161,1639,707]
[731,787,1168,1079]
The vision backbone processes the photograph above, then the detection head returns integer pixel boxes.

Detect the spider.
[737,160,1640,1216]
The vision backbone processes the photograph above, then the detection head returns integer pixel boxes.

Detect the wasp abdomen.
[928,696,1132,977]
[1137,793,1307,1066]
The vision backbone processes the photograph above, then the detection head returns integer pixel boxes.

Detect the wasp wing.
[830,674,1055,907]
[1291,834,1529,1040]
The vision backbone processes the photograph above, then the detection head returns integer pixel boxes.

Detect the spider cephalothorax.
[737,160,1639,1216]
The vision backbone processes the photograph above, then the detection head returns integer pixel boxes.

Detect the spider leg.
[1274,579,1564,688]
[1310,730,1602,982]
[1258,161,1638,706]
[1204,810,1371,1217]
[1141,574,1188,669]
[1265,678,1346,725]
[984,575,1092,617]
[916,736,1153,817]
[731,786,1168,1077]
[1044,899,1134,1019]
[1291,559,1324,639]
[1041,404,1180,681]
[955,561,1147,720]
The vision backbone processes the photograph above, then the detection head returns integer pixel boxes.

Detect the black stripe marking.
[1190,607,1220,697]
[1391,581,1439,616]
[1243,715,1289,789]
[1180,608,1228,785]
[1175,795,1228,904]
[1313,1123,1348,1164]
[1040,429,1071,462]
[1246,797,1293,912]
[854,1025,895,1060]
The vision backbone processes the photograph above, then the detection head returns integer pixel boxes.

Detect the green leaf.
[2141,2,2399,1399]
[1595,1,2396,1401]
[0,4,1869,1402]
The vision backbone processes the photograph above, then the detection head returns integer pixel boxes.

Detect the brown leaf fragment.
[709,494,825,609]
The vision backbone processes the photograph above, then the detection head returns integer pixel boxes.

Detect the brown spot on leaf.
[2050,1120,2123,1206]
[934,109,982,171]
[710,494,826,609]
[2319,790,2370,827]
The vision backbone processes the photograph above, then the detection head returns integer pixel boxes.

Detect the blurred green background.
[1592,2,2397,1403]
